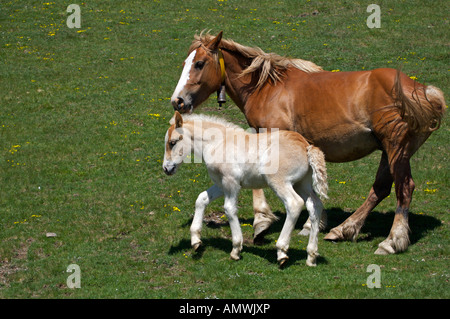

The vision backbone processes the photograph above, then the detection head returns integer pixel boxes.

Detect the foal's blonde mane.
[190,31,323,89]
[181,113,245,132]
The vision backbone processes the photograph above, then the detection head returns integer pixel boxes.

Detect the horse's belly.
[314,126,380,163]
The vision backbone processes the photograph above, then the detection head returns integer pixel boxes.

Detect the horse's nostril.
[172,97,185,111]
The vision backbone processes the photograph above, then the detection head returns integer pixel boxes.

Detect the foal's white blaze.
[171,49,197,105]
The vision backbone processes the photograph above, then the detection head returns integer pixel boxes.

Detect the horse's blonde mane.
[190,31,323,89]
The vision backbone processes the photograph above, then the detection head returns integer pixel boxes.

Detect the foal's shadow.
[170,210,326,268]
[169,207,441,267]
[168,236,326,267]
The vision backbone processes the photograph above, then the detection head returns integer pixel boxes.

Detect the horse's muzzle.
[172,97,192,114]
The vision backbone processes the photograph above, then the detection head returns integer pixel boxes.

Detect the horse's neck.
[221,49,254,111]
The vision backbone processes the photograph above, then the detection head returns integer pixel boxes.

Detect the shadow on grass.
[168,236,328,268]
[170,207,441,266]
[325,207,442,245]
[170,210,328,268]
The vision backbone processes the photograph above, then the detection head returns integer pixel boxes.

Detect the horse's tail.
[307,145,328,200]
[393,69,446,133]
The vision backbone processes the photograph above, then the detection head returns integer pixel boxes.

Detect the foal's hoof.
[306,260,317,267]
[192,241,202,252]
[278,256,289,268]
[230,253,241,261]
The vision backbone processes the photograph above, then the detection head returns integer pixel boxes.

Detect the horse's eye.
[195,60,205,70]
[169,140,177,147]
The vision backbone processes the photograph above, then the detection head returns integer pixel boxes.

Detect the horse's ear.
[174,111,183,128]
[206,31,223,51]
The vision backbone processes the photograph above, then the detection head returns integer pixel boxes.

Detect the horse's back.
[248,68,422,162]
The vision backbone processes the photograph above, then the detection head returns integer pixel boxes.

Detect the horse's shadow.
[325,207,442,245]
[169,208,441,268]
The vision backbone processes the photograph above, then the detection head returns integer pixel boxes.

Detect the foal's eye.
[169,140,177,147]
[194,60,205,70]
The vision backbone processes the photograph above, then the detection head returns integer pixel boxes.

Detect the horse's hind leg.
[324,151,393,242]
[252,189,279,245]
[325,118,428,254]
[370,122,430,254]
[375,155,415,255]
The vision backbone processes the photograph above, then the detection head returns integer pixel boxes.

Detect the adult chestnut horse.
[170,31,445,255]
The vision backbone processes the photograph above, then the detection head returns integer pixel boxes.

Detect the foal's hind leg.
[274,185,304,266]
[304,193,323,267]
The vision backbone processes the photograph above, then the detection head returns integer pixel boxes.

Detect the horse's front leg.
[191,184,223,251]
[252,189,278,245]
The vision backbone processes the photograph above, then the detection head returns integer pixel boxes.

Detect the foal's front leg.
[191,184,223,251]
[223,189,243,260]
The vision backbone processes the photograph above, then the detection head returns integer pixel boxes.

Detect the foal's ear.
[206,31,223,51]
[174,111,183,128]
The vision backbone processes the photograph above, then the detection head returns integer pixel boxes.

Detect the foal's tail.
[393,69,446,133]
[306,145,328,200]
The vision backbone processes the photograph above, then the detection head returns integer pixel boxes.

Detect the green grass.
[0,0,448,298]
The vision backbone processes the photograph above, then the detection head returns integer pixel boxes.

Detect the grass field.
[0,0,448,299]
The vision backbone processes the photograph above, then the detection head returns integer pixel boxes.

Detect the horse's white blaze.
[171,49,197,104]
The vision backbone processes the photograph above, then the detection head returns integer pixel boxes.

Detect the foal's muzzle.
[163,163,177,175]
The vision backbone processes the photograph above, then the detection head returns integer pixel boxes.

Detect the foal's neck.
[184,121,229,160]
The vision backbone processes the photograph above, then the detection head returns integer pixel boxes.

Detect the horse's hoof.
[324,228,343,241]
[298,228,310,236]
[253,224,270,245]
[374,240,396,255]
[253,230,268,246]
